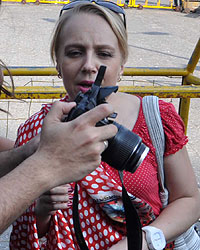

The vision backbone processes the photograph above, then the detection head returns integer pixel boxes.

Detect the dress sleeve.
[159,100,188,156]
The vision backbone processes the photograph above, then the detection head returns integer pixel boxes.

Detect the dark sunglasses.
[59,0,126,29]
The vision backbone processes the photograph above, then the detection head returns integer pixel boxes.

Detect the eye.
[98,50,113,58]
[65,49,83,58]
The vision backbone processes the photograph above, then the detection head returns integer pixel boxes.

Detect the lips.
[77,81,94,93]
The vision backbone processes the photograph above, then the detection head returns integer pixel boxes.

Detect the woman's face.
[56,13,124,101]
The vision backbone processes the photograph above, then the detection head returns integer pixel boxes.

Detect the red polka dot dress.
[10,96,188,250]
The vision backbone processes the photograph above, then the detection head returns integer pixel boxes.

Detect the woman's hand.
[35,183,73,216]
[35,184,73,237]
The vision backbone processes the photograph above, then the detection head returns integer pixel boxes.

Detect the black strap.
[120,172,142,250]
[73,172,142,250]
[73,183,89,250]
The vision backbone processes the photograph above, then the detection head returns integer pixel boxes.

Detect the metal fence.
[2,38,200,135]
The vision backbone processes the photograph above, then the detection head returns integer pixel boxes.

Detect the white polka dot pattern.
[10,97,188,250]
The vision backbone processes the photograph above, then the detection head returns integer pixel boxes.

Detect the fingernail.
[68,187,74,192]
[66,201,73,207]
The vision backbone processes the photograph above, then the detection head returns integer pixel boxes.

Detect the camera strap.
[73,183,89,250]
[72,172,142,250]
[119,171,143,250]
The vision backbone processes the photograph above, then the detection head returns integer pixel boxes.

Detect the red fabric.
[10,96,187,250]
[104,97,188,216]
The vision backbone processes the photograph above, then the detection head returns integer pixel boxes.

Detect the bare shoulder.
[107,93,141,130]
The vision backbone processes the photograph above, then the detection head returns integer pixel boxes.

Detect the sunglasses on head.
[59,0,126,29]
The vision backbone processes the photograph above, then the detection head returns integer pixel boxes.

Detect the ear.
[56,63,62,79]
[56,64,60,74]
[120,64,124,76]
[118,64,124,80]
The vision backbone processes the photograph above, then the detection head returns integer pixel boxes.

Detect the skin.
[0,135,39,178]
[0,136,14,151]
[35,184,73,238]
[36,12,200,250]
[0,65,117,233]
[56,13,124,102]
[36,12,126,238]
[0,69,15,152]
[0,68,39,177]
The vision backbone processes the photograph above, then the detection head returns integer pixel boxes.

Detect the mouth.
[77,81,94,93]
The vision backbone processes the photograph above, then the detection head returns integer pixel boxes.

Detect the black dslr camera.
[64,66,149,173]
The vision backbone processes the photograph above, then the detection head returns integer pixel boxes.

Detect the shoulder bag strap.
[142,96,168,208]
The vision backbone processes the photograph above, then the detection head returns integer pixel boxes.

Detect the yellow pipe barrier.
[3,0,175,8]
[2,0,69,3]
[185,73,200,86]
[179,38,200,132]
[118,0,174,9]
[2,38,200,133]
[3,67,58,76]
[1,85,200,100]
[187,39,200,74]
[3,67,188,77]
[123,67,188,76]
[179,78,190,132]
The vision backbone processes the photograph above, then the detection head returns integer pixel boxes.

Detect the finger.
[48,201,72,213]
[97,141,109,155]
[41,194,69,203]
[45,101,76,123]
[46,186,69,195]
[94,123,118,141]
[51,194,70,203]
[74,103,114,126]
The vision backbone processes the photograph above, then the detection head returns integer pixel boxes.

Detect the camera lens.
[102,122,149,173]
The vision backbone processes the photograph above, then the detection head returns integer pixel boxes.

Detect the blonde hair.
[50,3,128,65]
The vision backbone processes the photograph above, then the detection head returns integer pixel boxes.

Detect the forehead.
[59,13,117,44]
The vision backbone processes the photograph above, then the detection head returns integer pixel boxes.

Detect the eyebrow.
[64,43,116,51]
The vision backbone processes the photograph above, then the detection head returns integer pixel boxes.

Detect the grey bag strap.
[142,96,168,207]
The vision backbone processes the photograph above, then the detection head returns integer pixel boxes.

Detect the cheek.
[61,71,76,100]
[104,66,121,86]
[60,60,77,78]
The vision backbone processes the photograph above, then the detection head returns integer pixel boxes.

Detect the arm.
[149,146,200,242]
[0,135,39,178]
[0,136,14,151]
[0,102,117,234]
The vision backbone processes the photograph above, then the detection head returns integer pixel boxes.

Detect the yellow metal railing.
[2,0,175,9]
[118,0,175,9]
[2,0,69,3]
[2,38,200,133]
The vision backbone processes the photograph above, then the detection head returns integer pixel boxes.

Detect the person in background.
[174,0,183,12]
[10,1,200,250]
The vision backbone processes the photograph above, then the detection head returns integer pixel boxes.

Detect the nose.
[81,53,98,74]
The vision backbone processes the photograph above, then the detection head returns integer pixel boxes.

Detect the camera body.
[65,66,149,173]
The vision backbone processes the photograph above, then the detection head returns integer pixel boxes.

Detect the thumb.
[45,101,76,123]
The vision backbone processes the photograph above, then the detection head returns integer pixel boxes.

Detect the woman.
[10,2,200,249]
